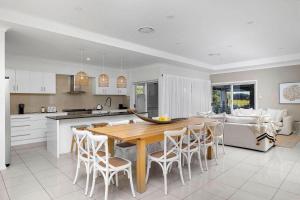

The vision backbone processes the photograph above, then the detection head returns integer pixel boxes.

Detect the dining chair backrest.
[188,123,205,147]
[205,121,223,137]
[163,127,187,160]
[109,120,130,126]
[72,128,89,157]
[87,133,109,171]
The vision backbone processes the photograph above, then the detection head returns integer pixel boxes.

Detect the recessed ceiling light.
[278,47,284,50]
[247,21,255,25]
[138,27,155,34]
[74,7,83,12]
[208,53,221,56]
[166,15,174,19]
[86,57,91,61]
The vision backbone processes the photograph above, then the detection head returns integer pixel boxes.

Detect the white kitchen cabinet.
[92,77,127,96]
[5,69,56,94]
[43,73,56,94]
[5,69,17,93]
[30,71,45,93]
[11,112,67,146]
[15,70,31,93]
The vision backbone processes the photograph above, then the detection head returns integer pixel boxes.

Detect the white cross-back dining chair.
[88,133,135,200]
[203,122,219,169]
[146,127,187,195]
[212,119,225,156]
[72,128,106,195]
[182,124,205,180]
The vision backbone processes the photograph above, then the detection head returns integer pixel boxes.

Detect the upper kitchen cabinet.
[5,69,56,94]
[92,74,128,96]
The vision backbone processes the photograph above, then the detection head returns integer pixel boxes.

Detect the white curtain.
[191,79,211,116]
[160,74,211,118]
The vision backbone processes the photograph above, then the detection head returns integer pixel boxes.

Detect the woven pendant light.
[76,49,89,86]
[99,74,109,87]
[117,57,127,88]
[98,54,109,87]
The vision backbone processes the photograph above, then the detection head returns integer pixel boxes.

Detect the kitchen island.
[46,111,147,158]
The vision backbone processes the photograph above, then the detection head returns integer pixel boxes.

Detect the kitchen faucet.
[104,97,112,108]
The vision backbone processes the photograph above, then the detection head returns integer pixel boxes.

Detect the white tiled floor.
[2,142,300,200]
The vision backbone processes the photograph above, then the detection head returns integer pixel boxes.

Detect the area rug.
[276,134,300,148]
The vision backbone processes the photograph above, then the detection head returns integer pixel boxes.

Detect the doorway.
[134,81,158,118]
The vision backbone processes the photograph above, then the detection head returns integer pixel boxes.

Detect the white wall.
[127,63,210,109]
[127,63,210,83]
[0,29,7,170]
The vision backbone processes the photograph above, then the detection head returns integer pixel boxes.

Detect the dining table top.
[88,117,215,141]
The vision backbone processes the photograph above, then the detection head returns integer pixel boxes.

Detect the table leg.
[108,138,115,156]
[207,146,213,160]
[206,128,214,160]
[136,139,146,193]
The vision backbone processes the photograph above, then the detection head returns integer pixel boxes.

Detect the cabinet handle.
[12,117,31,120]
[11,134,30,138]
[11,125,31,128]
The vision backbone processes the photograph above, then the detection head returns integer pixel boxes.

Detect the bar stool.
[109,120,137,162]
[71,124,89,154]
[91,122,109,128]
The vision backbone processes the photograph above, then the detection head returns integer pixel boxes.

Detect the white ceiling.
[1,0,300,71]
[5,27,161,69]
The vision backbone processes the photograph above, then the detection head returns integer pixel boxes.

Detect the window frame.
[212,80,258,113]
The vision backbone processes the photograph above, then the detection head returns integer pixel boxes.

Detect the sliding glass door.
[212,85,232,114]
[212,82,256,114]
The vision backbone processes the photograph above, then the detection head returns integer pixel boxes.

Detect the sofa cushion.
[266,109,287,122]
[226,115,258,124]
[232,108,264,117]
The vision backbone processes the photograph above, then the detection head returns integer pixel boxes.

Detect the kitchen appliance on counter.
[18,103,25,114]
[41,106,46,113]
[5,77,11,167]
[96,104,103,110]
[47,106,57,113]
[118,104,128,109]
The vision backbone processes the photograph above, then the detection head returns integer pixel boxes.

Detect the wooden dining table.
[88,117,215,194]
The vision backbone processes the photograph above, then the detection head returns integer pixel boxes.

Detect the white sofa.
[210,108,293,152]
[232,108,294,135]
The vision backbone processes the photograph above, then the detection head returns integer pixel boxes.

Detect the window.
[212,82,256,114]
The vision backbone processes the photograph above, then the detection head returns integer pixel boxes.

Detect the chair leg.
[71,136,75,153]
[128,167,136,197]
[187,153,192,180]
[115,173,119,187]
[204,146,208,171]
[146,159,151,183]
[214,145,218,165]
[104,179,109,200]
[197,150,203,172]
[178,160,185,185]
[215,140,219,159]
[84,163,90,195]
[222,138,225,154]
[89,166,97,197]
[73,159,80,184]
[163,168,168,195]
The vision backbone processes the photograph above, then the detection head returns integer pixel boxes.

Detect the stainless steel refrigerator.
[5,77,10,167]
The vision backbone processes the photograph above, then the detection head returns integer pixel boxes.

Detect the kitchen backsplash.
[10,75,129,114]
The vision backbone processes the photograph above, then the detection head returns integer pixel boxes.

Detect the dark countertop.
[46,112,147,120]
